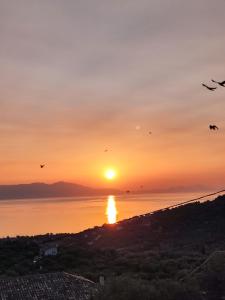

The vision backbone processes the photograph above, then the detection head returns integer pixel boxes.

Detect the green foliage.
[198,254,225,300]
[0,237,38,276]
[93,277,202,300]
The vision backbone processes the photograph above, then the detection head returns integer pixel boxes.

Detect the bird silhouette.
[211,79,225,87]
[40,164,45,168]
[149,131,152,135]
[202,83,217,91]
[209,125,219,130]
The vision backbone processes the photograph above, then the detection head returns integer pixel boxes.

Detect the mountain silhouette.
[0,182,120,200]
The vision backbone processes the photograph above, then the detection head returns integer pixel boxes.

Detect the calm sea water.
[0,192,215,237]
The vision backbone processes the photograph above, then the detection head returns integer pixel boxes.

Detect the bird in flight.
[209,125,219,130]
[40,164,45,168]
[149,131,152,135]
[104,149,109,152]
[202,83,217,91]
[211,79,225,87]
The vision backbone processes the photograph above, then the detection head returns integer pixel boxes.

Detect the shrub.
[93,276,202,300]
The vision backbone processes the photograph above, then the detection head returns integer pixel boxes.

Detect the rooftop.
[0,272,95,300]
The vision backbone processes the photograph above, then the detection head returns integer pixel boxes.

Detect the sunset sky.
[1,0,225,190]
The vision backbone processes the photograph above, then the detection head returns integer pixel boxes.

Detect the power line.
[146,188,225,216]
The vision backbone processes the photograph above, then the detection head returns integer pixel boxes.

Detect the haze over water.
[0,192,216,237]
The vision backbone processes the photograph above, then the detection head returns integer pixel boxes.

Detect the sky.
[1,0,225,190]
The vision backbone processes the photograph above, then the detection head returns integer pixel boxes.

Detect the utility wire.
[147,188,225,216]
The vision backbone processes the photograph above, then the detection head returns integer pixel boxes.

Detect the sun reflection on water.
[106,195,117,224]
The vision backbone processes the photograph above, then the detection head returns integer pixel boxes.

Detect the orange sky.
[1,0,225,191]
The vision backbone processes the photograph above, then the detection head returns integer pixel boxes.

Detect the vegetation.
[92,277,202,300]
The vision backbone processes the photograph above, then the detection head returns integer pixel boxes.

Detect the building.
[40,243,58,256]
[0,272,95,300]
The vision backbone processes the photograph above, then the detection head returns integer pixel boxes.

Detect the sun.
[105,169,117,180]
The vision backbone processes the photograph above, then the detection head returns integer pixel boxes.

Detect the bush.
[93,276,202,300]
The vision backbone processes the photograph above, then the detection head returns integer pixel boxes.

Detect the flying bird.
[211,79,225,87]
[148,131,152,135]
[202,83,217,91]
[40,164,45,168]
[209,125,219,130]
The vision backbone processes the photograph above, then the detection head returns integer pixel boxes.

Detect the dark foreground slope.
[62,194,225,252]
[0,195,225,299]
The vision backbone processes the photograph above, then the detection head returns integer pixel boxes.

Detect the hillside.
[56,194,225,251]
[0,181,120,200]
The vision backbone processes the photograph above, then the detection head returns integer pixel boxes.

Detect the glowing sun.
[105,169,117,180]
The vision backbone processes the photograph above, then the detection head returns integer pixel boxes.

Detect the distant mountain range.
[0,181,214,200]
[0,182,121,200]
[134,184,212,194]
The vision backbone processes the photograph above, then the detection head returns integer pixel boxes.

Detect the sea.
[0,192,218,237]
